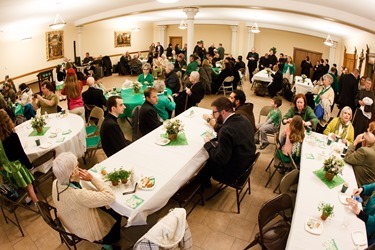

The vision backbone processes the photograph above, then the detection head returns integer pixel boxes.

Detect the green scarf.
[314,86,331,105]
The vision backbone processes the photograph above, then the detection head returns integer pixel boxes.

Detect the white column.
[183,7,199,57]
[158,25,167,48]
[230,26,238,56]
[247,26,255,52]
[77,26,83,59]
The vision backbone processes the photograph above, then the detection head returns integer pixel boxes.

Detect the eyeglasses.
[212,110,221,115]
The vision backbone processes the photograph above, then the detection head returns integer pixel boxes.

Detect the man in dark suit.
[155,42,164,57]
[246,48,259,81]
[100,96,131,157]
[82,76,107,120]
[338,69,359,114]
[201,97,256,186]
[139,87,162,136]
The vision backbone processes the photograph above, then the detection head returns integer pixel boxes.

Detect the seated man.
[52,152,122,249]
[100,96,131,157]
[344,130,375,186]
[267,64,283,98]
[129,55,142,75]
[201,97,256,186]
[82,52,96,76]
[82,76,107,120]
[32,80,58,114]
[139,87,162,136]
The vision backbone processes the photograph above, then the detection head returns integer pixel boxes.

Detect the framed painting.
[114,31,131,47]
[46,30,64,61]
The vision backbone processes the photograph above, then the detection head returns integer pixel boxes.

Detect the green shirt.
[38,93,58,114]
[268,108,281,126]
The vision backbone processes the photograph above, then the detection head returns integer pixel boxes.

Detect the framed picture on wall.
[46,30,64,61]
[114,31,131,47]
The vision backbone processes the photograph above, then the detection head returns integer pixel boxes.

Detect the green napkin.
[162,133,188,146]
[29,127,50,136]
[313,168,345,189]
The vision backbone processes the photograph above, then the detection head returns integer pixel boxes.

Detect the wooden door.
[343,47,357,72]
[293,48,322,77]
[169,36,183,49]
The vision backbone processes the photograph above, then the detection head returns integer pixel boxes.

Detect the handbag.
[314,103,324,120]
[0,184,19,201]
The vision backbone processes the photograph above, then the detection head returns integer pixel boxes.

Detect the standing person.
[0,110,38,203]
[353,78,375,137]
[312,74,335,129]
[300,56,313,78]
[267,49,278,68]
[139,87,162,136]
[155,42,164,57]
[200,97,256,187]
[258,53,269,71]
[282,56,296,83]
[61,68,85,121]
[246,48,259,81]
[255,97,282,150]
[338,69,359,115]
[181,43,187,58]
[217,43,225,60]
[278,53,286,70]
[329,67,339,105]
[166,43,173,59]
[312,59,325,82]
[267,64,283,98]
[100,96,131,157]
[208,43,216,57]
[174,44,181,55]
[32,80,59,114]
[52,152,122,250]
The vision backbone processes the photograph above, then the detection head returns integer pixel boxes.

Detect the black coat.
[139,101,162,136]
[82,87,107,109]
[100,113,131,157]
[338,73,359,111]
[165,71,180,94]
[204,114,256,182]
[3,133,32,169]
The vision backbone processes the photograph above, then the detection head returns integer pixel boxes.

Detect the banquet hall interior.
[1,0,375,249]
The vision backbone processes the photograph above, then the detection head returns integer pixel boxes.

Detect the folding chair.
[85,106,104,137]
[131,106,142,141]
[216,76,234,96]
[207,152,261,214]
[257,105,281,145]
[32,150,56,203]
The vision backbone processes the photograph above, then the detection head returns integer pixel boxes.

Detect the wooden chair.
[207,152,261,214]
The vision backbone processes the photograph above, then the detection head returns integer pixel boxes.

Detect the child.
[255,96,282,149]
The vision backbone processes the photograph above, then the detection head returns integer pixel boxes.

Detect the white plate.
[339,193,351,205]
[40,142,52,149]
[352,231,367,246]
[139,176,155,190]
[155,138,170,146]
[305,217,323,235]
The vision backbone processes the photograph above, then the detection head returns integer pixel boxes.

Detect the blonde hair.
[0,109,15,141]
[153,80,165,93]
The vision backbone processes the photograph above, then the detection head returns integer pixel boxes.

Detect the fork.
[122,182,138,195]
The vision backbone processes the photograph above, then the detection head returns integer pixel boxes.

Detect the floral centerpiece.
[265,67,272,77]
[163,118,184,141]
[301,74,307,83]
[31,115,47,134]
[133,81,142,93]
[118,168,132,184]
[323,155,344,181]
[318,202,334,220]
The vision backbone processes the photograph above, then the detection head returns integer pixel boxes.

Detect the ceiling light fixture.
[250,22,260,33]
[156,0,178,3]
[178,20,187,30]
[50,14,66,30]
[132,26,140,32]
[324,34,334,46]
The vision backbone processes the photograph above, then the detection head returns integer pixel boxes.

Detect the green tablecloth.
[106,86,172,118]
[29,127,50,136]
[313,168,345,189]
[212,67,221,75]
[162,132,188,146]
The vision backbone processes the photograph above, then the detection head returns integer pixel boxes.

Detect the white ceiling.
[0,0,374,41]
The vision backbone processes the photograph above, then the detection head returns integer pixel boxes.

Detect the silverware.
[122,182,138,195]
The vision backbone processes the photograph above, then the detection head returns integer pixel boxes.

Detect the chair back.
[222,76,234,84]
[31,150,55,169]
[258,106,273,123]
[132,106,142,141]
[279,169,299,207]
[234,152,261,187]
[258,194,293,249]
[87,106,104,125]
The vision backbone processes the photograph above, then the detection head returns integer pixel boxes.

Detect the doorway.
[169,36,183,51]
[293,48,323,77]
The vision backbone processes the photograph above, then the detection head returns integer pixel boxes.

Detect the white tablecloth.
[15,113,86,173]
[286,132,367,249]
[294,76,313,94]
[85,107,212,226]
[251,69,273,83]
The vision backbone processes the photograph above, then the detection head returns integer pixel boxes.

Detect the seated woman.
[198,59,213,94]
[152,53,162,79]
[52,152,122,250]
[282,93,318,130]
[138,63,154,85]
[153,80,176,121]
[17,83,35,120]
[278,115,305,165]
[165,63,180,94]
[323,106,354,145]
[0,110,38,203]
[212,62,234,94]
[348,184,375,245]
[313,74,335,131]
[3,82,16,104]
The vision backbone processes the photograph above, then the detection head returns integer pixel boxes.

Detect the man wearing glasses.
[201,97,256,187]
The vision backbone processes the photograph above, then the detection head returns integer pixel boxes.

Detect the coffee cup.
[35,139,41,146]
[335,135,341,142]
[341,182,348,193]
[61,109,66,115]
[327,137,333,146]
[342,146,348,155]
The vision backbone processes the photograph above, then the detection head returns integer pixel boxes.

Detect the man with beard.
[200,97,256,187]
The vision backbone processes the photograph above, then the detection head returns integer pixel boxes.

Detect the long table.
[85,107,212,226]
[286,132,367,249]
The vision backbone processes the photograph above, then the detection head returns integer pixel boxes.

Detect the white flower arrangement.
[323,155,344,175]
[164,118,184,135]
